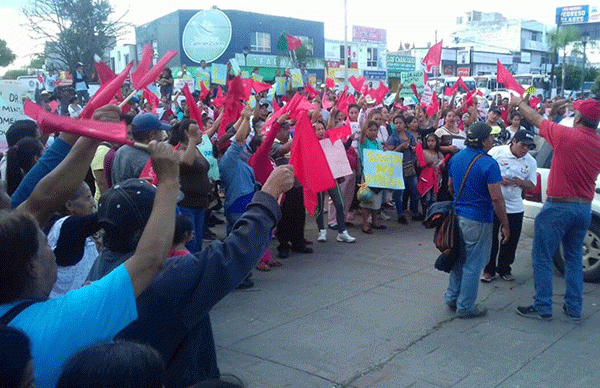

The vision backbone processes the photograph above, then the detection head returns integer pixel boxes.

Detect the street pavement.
[209,209,600,388]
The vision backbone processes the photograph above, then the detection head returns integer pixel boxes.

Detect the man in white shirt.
[482,130,537,282]
[45,70,57,95]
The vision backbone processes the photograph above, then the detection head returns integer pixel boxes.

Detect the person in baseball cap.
[465,122,501,149]
[573,98,600,129]
[511,130,536,151]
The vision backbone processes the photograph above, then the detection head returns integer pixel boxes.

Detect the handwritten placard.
[290,69,304,88]
[362,149,404,189]
[320,139,352,179]
[275,77,287,95]
[251,73,264,82]
[229,58,241,76]
[0,81,28,152]
[400,71,424,98]
[196,71,210,89]
[211,63,228,85]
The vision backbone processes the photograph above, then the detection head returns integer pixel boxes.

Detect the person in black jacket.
[73,62,90,105]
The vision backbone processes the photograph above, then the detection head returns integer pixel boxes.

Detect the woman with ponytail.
[5,137,44,196]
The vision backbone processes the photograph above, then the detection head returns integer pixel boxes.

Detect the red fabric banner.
[289,113,335,215]
[496,60,525,95]
[285,34,302,51]
[80,61,133,119]
[421,40,443,73]
[327,124,351,143]
[348,76,365,93]
[136,50,178,91]
[181,83,203,129]
[95,61,117,85]
[131,44,153,90]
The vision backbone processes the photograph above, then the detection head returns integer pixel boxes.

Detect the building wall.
[135,9,325,81]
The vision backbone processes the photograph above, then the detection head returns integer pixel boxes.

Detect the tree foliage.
[294,41,315,68]
[552,65,598,91]
[2,69,29,79]
[29,53,46,69]
[0,39,16,67]
[21,0,128,73]
[547,27,581,95]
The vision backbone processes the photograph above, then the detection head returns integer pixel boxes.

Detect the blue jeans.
[445,216,493,315]
[532,201,591,317]
[402,174,421,217]
[178,206,205,254]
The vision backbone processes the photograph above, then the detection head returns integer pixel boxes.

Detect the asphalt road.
[210,210,600,388]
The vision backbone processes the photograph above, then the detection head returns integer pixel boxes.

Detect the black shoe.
[446,302,457,312]
[236,277,255,289]
[412,214,425,221]
[458,306,487,319]
[562,304,581,321]
[278,250,290,259]
[291,245,313,254]
[398,216,408,224]
[516,305,552,320]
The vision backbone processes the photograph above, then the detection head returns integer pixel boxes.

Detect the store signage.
[387,55,415,78]
[182,9,232,63]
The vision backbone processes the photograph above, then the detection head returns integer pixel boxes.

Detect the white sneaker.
[337,230,356,243]
[317,229,327,242]
[379,211,391,221]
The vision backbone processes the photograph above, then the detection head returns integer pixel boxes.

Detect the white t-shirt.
[488,145,537,214]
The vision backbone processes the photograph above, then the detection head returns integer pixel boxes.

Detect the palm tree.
[548,27,581,96]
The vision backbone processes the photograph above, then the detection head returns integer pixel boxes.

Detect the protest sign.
[399,71,424,98]
[420,85,433,106]
[173,78,195,92]
[240,71,249,79]
[290,69,304,88]
[229,58,241,76]
[196,71,210,90]
[320,139,352,179]
[362,149,404,190]
[275,77,287,95]
[211,63,228,85]
[251,73,264,82]
[0,81,29,152]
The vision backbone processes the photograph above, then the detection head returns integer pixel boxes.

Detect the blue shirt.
[217,142,257,211]
[449,147,502,223]
[386,130,415,162]
[0,264,137,388]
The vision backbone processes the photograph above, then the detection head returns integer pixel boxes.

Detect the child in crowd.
[359,120,386,234]
[416,134,446,214]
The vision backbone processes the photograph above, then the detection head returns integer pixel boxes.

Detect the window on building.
[531,32,538,41]
[367,47,378,67]
[251,32,271,53]
[124,54,129,64]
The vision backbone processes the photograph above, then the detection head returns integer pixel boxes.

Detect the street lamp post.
[580,32,589,97]
[243,46,249,67]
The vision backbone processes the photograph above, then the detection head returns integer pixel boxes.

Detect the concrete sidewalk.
[210,213,600,387]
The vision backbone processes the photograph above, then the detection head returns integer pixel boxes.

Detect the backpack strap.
[0,300,37,326]
[454,153,484,203]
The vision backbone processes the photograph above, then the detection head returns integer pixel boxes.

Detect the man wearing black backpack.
[445,122,509,319]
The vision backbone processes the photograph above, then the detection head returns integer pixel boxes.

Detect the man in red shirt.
[511,96,600,321]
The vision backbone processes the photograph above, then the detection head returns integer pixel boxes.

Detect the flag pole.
[119,89,138,108]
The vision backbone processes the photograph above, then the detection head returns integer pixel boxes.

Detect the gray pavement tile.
[217,347,339,388]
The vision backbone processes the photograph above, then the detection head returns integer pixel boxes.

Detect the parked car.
[522,118,600,282]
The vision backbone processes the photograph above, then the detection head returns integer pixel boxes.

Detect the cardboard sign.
[211,63,228,85]
[275,77,287,95]
[229,58,241,76]
[320,139,352,179]
[420,85,433,106]
[399,71,424,98]
[290,69,304,88]
[196,71,210,90]
[0,81,29,152]
[251,73,264,82]
[362,149,404,190]
[240,71,250,79]
[173,78,195,92]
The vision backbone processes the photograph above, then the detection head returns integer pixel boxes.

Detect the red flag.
[212,86,225,109]
[252,81,272,95]
[289,113,335,215]
[238,78,253,101]
[361,83,370,96]
[80,61,134,119]
[529,96,541,109]
[325,78,335,89]
[199,82,210,101]
[143,87,160,115]
[37,74,44,85]
[131,44,153,90]
[285,33,302,51]
[272,98,280,113]
[217,77,245,137]
[136,50,178,91]
[327,124,351,143]
[456,77,470,93]
[181,83,203,129]
[95,61,117,85]
[347,94,356,105]
[348,76,365,92]
[321,96,332,110]
[444,83,458,97]
[336,91,349,116]
[48,100,59,112]
[304,82,319,99]
[368,82,389,105]
[24,100,131,145]
[426,91,439,117]
[496,60,525,95]
[409,84,419,100]
[421,40,443,73]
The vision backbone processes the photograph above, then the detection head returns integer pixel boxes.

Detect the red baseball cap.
[573,99,600,122]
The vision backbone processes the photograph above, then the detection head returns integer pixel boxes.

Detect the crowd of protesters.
[1,53,599,388]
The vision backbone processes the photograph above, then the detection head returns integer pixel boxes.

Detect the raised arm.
[17,106,121,226]
[124,141,180,297]
[510,95,544,129]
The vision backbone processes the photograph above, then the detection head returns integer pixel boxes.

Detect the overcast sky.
[0,0,593,74]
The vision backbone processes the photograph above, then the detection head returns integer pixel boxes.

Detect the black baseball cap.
[97,179,156,236]
[512,130,536,149]
[466,122,501,142]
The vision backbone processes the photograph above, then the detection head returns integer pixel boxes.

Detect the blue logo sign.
[556,5,589,25]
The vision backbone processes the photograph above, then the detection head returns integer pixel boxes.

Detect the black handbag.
[433,154,483,272]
